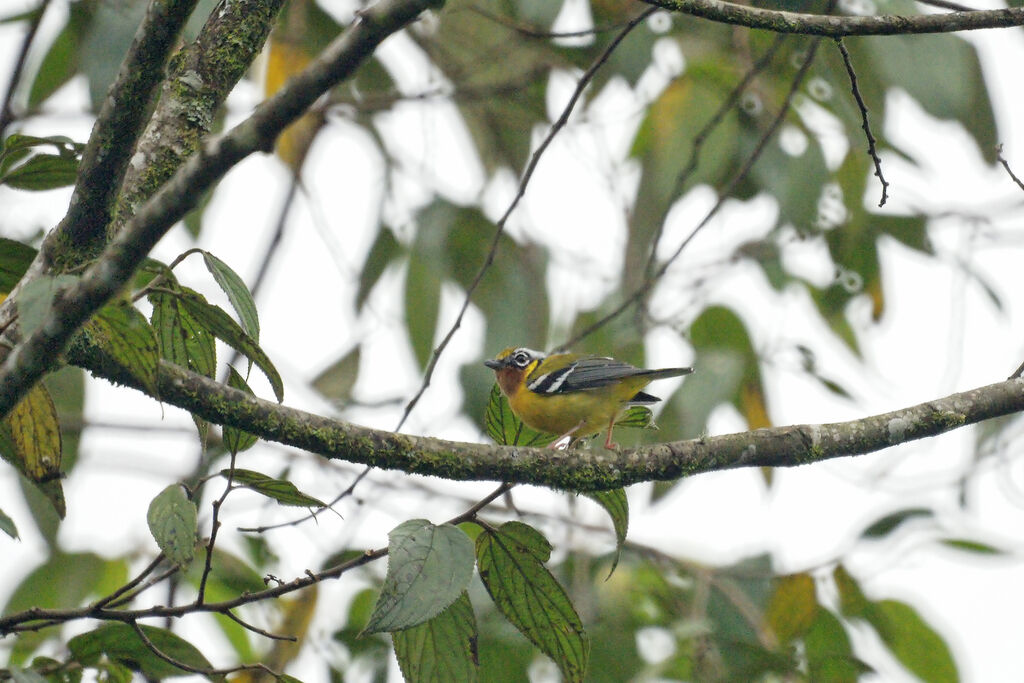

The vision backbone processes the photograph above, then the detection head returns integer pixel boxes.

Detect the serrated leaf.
[483,384,556,447]
[69,623,214,679]
[222,367,259,453]
[1,153,79,190]
[4,383,62,484]
[582,488,628,578]
[149,288,216,377]
[176,289,283,401]
[84,301,159,397]
[476,521,588,682]
[0,507,18,539]
[363,520,475,634]
[765,574,818,644]
[0,238,36,292]
[614,406,656,430]
[223,468,325,508]
[859,507,933,539]
[146,484,197,567]
[392,591,479,682]
[869,600,959,683]
[201,251,259,342]
[17,274,79,337]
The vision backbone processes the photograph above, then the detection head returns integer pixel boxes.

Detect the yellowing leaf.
[266,37,322,169]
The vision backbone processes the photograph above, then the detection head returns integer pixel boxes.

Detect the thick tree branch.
[66,338,1024,492]
[0,0,441,420]
[640,0,1024,35]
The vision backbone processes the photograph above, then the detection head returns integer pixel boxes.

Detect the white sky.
[2,1,1024,681]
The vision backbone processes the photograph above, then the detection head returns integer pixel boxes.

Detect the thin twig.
[915,0,976,11]
[996,144,1024,194]
[394,7,659,432]
[0,0,52,138]
[641,32,789,283]
[564,34,826,349]
[835,38,888,207]
[90,555,165,610]
[223,609,297,641]
[468,5,639,39]
[129,620,282,677]
[198,453,236,603]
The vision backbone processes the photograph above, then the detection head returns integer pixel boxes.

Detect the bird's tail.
[639,366,694,381]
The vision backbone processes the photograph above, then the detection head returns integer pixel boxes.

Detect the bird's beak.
[484,359,504,370]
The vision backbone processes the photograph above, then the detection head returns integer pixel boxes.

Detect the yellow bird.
[484,347,693,449]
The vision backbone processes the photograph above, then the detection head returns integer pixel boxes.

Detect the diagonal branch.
[0,0,441,420]
[639,0,1024,36]
[65,336,1024,493]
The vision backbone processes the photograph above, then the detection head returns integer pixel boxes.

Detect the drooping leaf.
[149,287,216,378]
[222,367,259,453]
[312,346,360,402]
[201,251,259,342]
[175,288,283,401]
[83,301,159,397]
[0,508,17,539]
[146,484,197,568]
[868,600,959,683]
[476,521,589,682]
[803,607,870,682]
[0,153,78,190]
[69,623,214,680]
[363,519,476,634]
[28,1,94,107]
[16,274,79,337]
[393,591,479,682]
[222,468,325,508]
[1,383,64,518]
[582,488,628,577]
[356,226,403,310]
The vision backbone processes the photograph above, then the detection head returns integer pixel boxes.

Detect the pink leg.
[603,417,619,450]
[548,420,585,449]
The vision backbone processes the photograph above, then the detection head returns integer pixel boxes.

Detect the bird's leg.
[548,420,585,449]
[603,417,619,450]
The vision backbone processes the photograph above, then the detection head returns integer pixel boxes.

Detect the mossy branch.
[66,337,1024,492]
[641,0,1024,36]
[0,0,440,419]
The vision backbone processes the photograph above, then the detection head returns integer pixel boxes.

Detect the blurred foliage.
[0,0,1014,679]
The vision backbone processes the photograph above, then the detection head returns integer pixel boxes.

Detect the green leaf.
[869,600,959,683]
[614,406,655,430]
[222,468,325,507]
[17,274,79,338]
[222,367,259,453]
[859,507,933,539]
[0,238,36,292]
[833,564,871,619]
[803,608,870,682]
[0,383,64,518]
[582,488,628,577]
[1,153,79,190]
[176,289,283,401]
[939,538,1004,555]
[28,2,93,107]
[201,251,259,342]
[146,484,197,568]
[476,521,589,682]
[0,508,16,539]
[405,246,442,370]
[83,301,159,397]
[483,383,556,447]
[357,226,403,310]
[149,288,216,378]
[392,591,479,682]
[764,573,818,644]
[363,519,476,634]
[312,346,360,402]
[69,623,214,680]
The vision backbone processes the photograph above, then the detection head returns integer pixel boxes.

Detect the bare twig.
[394,6,659,432]
[198,453,236,604]
[0,0,52,138]
[238,464,370,533]
[469,5,639,39]
[835,38,889,207]
[129,620,282,677]
[223,609,298,642]
[90,555,165,610]
[564,33,825,349]
[996,144,1024,194]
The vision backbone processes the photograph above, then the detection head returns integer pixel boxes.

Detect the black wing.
[528,355,645,394]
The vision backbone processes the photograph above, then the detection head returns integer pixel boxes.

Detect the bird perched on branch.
[484,347,693,449]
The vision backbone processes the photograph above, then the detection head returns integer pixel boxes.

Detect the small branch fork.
[835,38,888,207]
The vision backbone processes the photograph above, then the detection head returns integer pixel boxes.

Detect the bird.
[484,347,693,449]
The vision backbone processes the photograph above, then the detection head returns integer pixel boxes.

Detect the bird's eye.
[512,351,530,367]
